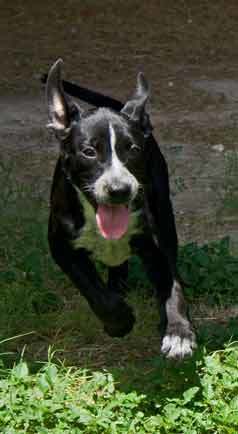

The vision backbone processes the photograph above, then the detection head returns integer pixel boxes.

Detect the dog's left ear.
[46,59,81,137]
[121,73,153,137]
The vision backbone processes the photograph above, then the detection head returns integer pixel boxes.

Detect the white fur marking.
[94,122,139,202]
[109,123,126,172]
[161,334,196,359]
[109,122,116,150]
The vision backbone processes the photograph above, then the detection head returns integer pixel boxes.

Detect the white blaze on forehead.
[94,122,139,202]
[109,122,117,153]
[109,123,123,170]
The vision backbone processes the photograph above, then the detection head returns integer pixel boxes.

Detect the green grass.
[179,237,238,305]
[2,156,238,431]
[0,343,238,433]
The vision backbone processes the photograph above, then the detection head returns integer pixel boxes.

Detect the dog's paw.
[161,330,197,360]
[104,303,135,338]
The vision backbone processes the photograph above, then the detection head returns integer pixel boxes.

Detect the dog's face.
[46,59,152,239]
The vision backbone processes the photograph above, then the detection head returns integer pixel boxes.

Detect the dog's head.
[46,59,153,240]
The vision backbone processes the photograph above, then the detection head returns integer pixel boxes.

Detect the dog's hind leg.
[108,261,129,295]
[48,230,135,338]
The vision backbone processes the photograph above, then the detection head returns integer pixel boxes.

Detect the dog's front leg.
[159,277,197,360]
[49,234,135,337]
[108,261,129,295]
[136,236,196,359]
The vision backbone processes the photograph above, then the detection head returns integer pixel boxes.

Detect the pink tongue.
[96,204,129,240]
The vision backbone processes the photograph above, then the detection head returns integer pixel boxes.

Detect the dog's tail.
[41,74,123,111]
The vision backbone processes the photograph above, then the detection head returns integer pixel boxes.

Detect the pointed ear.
[121,73,153,137]
[46,59,81,136]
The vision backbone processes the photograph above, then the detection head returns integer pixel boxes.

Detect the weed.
[215,150,238,216]
[179,236,238,305]
[0,344,238,432]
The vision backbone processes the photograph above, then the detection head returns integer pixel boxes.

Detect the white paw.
[161,334,197,359]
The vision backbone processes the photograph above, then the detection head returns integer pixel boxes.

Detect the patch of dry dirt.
[2,1,238,244]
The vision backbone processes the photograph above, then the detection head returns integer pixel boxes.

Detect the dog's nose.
[107,184,131,204]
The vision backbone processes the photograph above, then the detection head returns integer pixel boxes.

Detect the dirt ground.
[1,0,238,244]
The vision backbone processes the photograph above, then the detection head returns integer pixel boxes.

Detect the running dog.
[45,59,196,359]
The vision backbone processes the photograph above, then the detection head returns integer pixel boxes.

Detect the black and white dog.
[45,59,196,359]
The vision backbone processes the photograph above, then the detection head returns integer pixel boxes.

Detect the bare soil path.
[2,1,238,244]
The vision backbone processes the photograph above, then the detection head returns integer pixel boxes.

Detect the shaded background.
[1,0,238,243]
[2,0,238,96]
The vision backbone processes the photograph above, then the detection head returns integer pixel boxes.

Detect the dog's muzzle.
[93,171,139,240]
[105,183,132,205]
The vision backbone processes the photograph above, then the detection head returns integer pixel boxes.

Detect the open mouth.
[96,204,130,240]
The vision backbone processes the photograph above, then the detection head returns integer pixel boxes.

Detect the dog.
[45,59,196,359]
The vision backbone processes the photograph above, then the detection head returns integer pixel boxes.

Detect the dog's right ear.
[46,59,81,136]
[121,73,153,137]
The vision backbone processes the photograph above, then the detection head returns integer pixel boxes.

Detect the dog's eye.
[130,144,141,154]
[81,147,97,159]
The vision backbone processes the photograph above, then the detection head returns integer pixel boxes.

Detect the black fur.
[45,60,196,359]
[41,73,124,111]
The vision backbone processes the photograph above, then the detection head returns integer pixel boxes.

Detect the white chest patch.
[72,191,142,267]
